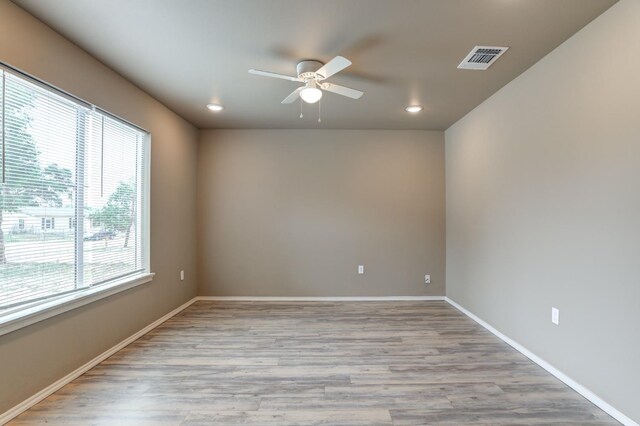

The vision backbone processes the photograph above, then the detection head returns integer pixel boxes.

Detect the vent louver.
[458,46,509,70]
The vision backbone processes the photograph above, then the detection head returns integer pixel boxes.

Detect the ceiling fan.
[248,56,364,104]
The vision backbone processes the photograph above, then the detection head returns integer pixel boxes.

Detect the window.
[41,217,54,230]
[0,65,149,312]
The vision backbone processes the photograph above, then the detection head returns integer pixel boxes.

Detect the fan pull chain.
[299,99,303,119]
[318,99,322,123]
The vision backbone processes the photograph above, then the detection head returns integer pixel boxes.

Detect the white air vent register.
[458,46,509,70]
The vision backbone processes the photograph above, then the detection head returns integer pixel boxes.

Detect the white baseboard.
[444,297,638,426]
[196,295,445,302]
[0,297,198,425]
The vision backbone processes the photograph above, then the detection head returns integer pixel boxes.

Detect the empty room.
[0,0,638,424]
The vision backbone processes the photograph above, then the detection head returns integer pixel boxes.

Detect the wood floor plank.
[181,409,393,426]
[8,301,619,425]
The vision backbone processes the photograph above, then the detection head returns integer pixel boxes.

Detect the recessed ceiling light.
[206,103,224,112]
[405,105,423,113]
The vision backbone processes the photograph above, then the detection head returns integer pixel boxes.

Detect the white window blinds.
[0,66,149,310]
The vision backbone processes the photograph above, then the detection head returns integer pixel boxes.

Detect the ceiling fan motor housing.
[296,60,324,80]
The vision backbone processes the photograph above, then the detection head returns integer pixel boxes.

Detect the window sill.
[0,272,155,337]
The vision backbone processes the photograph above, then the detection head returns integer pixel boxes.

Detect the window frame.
[0,62,152,337]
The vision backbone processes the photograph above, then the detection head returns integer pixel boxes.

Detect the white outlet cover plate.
[551,307,560,325]
[358,265,364,275]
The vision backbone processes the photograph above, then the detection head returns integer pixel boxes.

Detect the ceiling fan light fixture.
[405,105,423,113]
[300,81,323,104]
[206,103,224,111]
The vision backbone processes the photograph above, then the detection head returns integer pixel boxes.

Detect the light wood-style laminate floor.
[10,301,618,425]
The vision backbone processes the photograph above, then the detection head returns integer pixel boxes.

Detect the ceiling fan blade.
[316,56,352,79]
[248,69,300,82]
[321,83,363,99]
[281,87,304,104]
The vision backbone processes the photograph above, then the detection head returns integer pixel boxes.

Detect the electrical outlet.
[424,274,431,285]
[358,265,364,275]
[180,270,185,281]
[551,307,559,325]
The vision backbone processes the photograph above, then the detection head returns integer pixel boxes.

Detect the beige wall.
[445,0,640,422]
[198,129,445,297]
[0,1,198,414]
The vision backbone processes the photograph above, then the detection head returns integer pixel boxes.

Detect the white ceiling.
[14,0,616,130]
